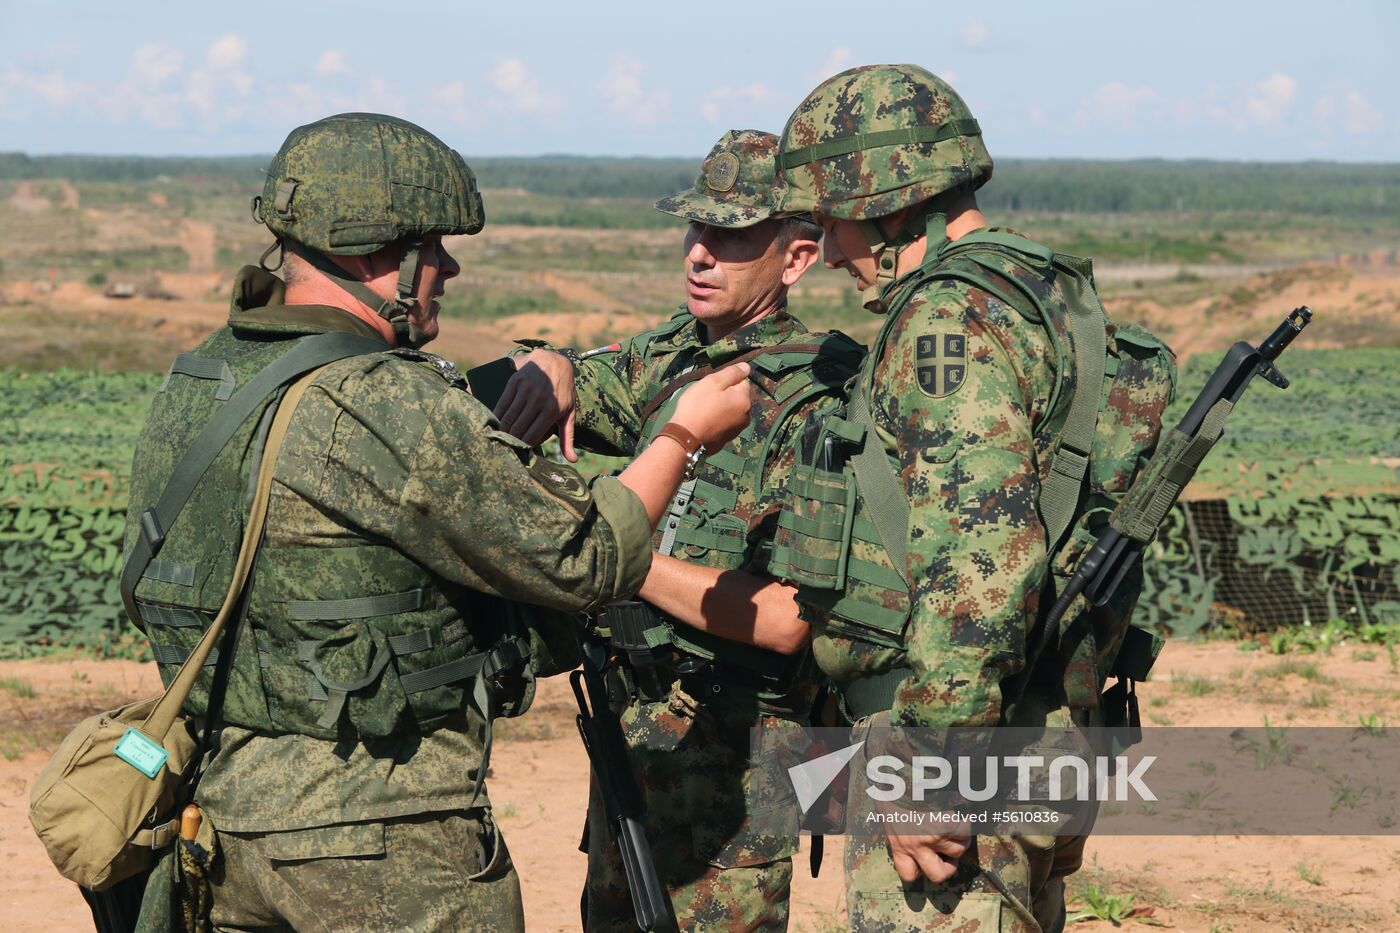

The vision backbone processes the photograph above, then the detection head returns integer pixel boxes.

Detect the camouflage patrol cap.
[776,64,993,220]
[254,112,484,256]
[655,129,786,228]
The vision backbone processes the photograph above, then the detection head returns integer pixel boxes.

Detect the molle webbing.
[160,354,235,400]
[636,343,826,424]
[121,331,386,631]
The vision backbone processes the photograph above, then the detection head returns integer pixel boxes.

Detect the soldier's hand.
[885,828,972,884]
[671,363,753,452]
[493,350,579,461]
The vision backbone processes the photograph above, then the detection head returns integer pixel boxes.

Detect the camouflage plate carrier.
[602,311,864,717]
[769,230,1176,720]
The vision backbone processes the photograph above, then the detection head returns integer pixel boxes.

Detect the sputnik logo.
[787,741,864,814]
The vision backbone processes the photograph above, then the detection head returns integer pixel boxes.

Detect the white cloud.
[1079,81,1160,127]
[205,34,247,70]
[960,19,991,50]
[699,83,774,126]
[1342,89,1384,135]
[1244,73,1296,127]
[129,44,184,88]
[315,50,347,78]
[811,46,855,85]
[599,57,668,125]
[490,57,560,115]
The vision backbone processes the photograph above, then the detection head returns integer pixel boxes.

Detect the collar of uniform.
[698,308,801,365]
[227,265,389,343]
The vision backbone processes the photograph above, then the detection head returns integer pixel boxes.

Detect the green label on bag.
[114,727,168,779]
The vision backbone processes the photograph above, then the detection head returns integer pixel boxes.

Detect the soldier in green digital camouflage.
[762,66,1178,931]
[121,112,753,932]
[493,130,864,931]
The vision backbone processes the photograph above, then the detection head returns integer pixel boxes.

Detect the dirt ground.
[2,640,1397,932]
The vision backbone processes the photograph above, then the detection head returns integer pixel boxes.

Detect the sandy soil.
[3,640,1396,931]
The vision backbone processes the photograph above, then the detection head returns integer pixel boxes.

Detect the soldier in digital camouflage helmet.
[120,113,753,932]
[760,65,1178,931]
[493,129,863,931]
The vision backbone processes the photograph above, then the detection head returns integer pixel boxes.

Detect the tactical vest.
[123,327,535,743]
[769,231,1176,716]
[624,324,864,715]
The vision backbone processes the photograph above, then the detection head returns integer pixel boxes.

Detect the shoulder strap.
[846,387,912,589]
[636,343,827,425]
[121,331,384,628]
[139,365,329,743]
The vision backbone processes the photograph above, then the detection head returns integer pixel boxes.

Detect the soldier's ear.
[781,236,821,286]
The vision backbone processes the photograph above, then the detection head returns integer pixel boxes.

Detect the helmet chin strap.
[856,207,946,314]
[287,239,428,348]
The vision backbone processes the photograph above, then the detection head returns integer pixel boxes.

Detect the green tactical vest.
[123,326,536,742]
[769,230,1176,714]
[630,323,864,715]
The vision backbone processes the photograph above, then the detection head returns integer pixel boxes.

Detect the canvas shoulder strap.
[139,365,329,743]
[121,331,384,629]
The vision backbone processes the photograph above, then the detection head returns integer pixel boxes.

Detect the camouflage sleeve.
[873,285,1047,732]
[571,344,647,457]
[285,358,652,614]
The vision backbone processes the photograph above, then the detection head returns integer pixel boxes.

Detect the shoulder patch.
[915,330,967,398]
[528,456,592,518]
[389,348,467,388]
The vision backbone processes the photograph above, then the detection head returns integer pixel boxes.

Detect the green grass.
[0,676,35,698]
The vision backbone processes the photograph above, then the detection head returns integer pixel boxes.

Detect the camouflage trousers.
[136,810,523,933]
[582,684,802,932]
[843,826,1086,932]
[841,715,1090,933]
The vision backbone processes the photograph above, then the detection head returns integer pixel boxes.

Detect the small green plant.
[1303,689,1331,709]
[499,802,518,819]
[1296,861,1323,886]
[1354,649,1378,662]
[1175,675,1215,697]
[1181,785,1220,810]
[1067,886,1137,925]
[1238,718,1294,768]
[0,677,35,698]
[72,670,89,683]
[1357,714,1387,736]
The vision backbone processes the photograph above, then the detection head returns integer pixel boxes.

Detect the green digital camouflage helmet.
[775,64,993,310]
[252,112,485,346]
[654,129,785,228]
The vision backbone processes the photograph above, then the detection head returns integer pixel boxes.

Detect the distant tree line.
[2,152,1395,218]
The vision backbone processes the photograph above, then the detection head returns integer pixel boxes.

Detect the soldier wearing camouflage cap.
[119,113,753,931]
[760,66,1178,931]
[495,129,863,931]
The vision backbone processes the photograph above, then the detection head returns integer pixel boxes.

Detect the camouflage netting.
[1137,347,1400,636]
[1,349,1396,653]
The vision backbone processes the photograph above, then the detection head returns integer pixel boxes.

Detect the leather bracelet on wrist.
[655,422,706,482]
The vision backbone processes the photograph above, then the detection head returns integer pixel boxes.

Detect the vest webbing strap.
[840,666,912,720]
[121,331,385,630]
[1039,261,1108,554]
[160,354,236,400]
[137,602,209,628]
[637,343,827,425]
[137,365,332,744]
[150,644,219,666]
[845,388,912,589]
[288,588,424,621]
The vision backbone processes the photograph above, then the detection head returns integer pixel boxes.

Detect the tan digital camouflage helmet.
[655,129,786,228]
[252,112,484,346]
[775,64,992,221]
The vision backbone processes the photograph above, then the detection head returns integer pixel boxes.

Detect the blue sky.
[1,1,1395,161]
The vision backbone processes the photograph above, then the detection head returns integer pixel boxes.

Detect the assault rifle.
[1007,306,1314,712]
[571,629,679,933]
